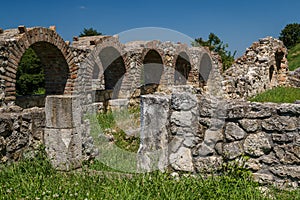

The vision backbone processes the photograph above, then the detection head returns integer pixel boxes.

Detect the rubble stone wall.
[223,37,289,99]
[139,87,300,187]
[0,106,45,163]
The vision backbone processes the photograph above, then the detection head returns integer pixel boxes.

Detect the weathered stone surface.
[273,145,300,164]
[171,92,197,111]
[6,131,29,153]
[245,158,262,171]
[260,153,280,165]
[272,133,297,143]
[244,132,273,157]
[196,143,215,157]
[194,156,223,173]
[45,95,80,129]
[223,141,244,159]
[44,128,82,171]
[0,136,6,152]
[238,119,259,132]
[139,95,170,172]
[203,129,223,146]
[171,111,193,127]
[169,136,184,153]
[170,147,194,172]
[270,166,300,179]
[0,115,13,137]
[262,116,297,132]
[224,37,288,99]
[253,172,275,185]
[225,122,246,141]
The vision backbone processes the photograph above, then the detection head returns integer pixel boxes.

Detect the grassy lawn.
[249,87,300,103]
[287,43,300,71]
[1,110,300,199]
[1,151,300,200]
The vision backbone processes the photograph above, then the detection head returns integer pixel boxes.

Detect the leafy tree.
[79,27,102,37]
[16,48,45,95]
[279,23,300,49]
[192,33,236,71]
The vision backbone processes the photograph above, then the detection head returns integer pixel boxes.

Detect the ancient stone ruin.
[0,26,299,186]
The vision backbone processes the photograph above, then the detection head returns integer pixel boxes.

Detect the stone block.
[171,92,197,111]
[45,95,81,129]
[170,147,194,172]
[223,141,244,160]
[44,128,82,171]
[244,132,273,157]
[225,122,247,141]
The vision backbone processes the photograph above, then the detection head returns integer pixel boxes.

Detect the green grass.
[249,87,300,103]
[287,43,300,71]
[0,151,267,200]
[96,107,140,152]
[1,151,300,200]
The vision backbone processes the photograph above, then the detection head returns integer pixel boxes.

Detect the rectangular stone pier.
[44,95,82,171]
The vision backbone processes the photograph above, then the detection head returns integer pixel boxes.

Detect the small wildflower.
[53,193,59,198]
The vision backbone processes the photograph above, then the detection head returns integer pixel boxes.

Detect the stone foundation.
[139,87,300,187]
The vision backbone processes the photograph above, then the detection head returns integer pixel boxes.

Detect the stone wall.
[0,106,45,163]
[288,68,300,87]
[139,87,300,187]
[223,37,289,99]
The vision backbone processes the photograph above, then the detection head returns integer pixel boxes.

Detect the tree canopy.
[79,27,102,37]
[16,48,45,95]
[279,23,300,49]
[192,33,236,71]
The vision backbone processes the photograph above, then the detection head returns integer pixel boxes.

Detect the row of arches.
[0,27,213,108]
[91,46,212,100]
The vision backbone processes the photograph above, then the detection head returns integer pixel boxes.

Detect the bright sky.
[1,0,300,57]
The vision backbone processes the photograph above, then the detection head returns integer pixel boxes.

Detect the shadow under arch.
[199,53,212,87]
[97,46,126,100]
[141,50,163,95]
[174,52,191,85]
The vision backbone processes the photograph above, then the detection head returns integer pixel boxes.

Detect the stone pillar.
[44,95,82,171]
[138,94,170,172]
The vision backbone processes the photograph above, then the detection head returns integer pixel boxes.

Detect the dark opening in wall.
[16,42,69,108]
[99,47,126,99]
[174,52,191,85]
[269,65,275,82]
[141,50,163,95]
[199,53,212,87]
[275,51,284,71]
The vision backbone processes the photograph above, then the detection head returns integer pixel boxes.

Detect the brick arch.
[0,26,76,105]
[74,36,126,100]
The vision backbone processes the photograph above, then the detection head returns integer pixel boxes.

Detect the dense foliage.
[287,42,300,71]
[16,48,45,95]
[192,33,236,71]
[79,27,102,37]
[279,23,300,49]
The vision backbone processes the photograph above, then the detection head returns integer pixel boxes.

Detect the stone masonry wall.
[139,87,300,187]
[223,37,289,99]
[0,106,45,163]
